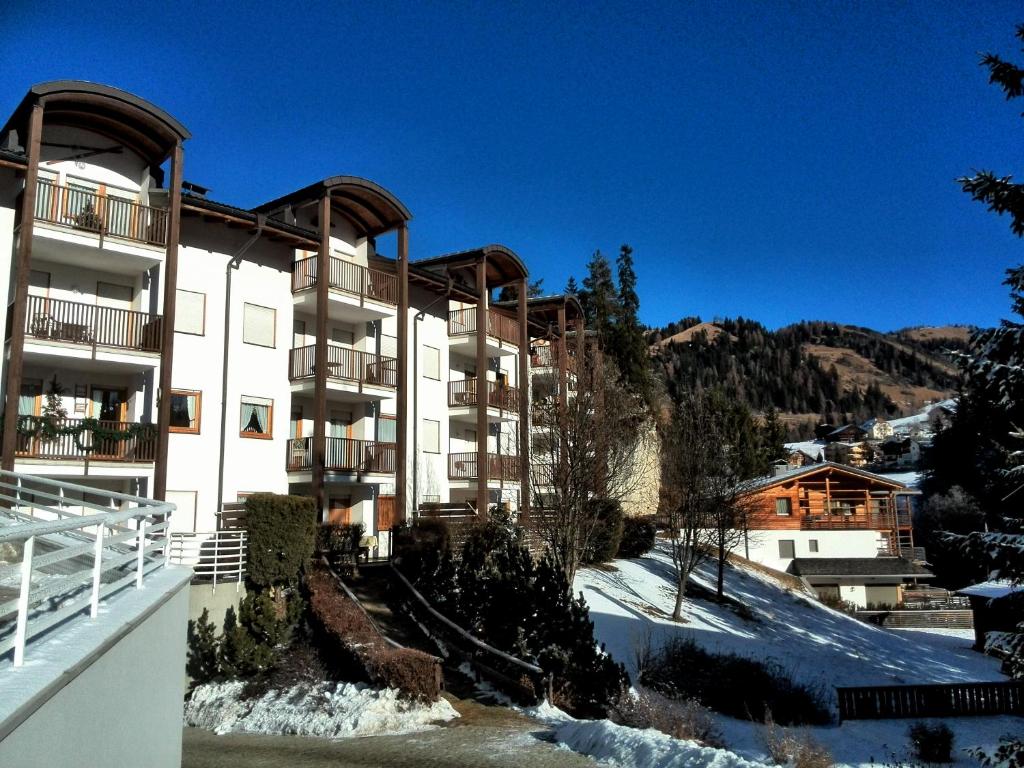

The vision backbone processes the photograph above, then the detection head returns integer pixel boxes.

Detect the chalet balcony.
[286,436,395,474]
[447,380,520,421]
[448,452,520,482]
[447,308,520,356]
[530,346,578,373]
[14,416,157,464]
[34,179,168,247]
[289,344,397,402]
[800,510,912,531]
[292,255,397,322]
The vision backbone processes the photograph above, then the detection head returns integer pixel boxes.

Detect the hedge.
[245,494,317,588]
[618,517,657,558]
[586,499,625,564]
[307,568,442,702]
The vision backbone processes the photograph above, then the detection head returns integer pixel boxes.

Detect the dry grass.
[610,687,725,749]
[764,711,834,768]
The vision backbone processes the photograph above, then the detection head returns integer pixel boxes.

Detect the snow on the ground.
[576,543,1004,691]
[785,440,826,460]
[574,545,1020,767]
[526,701,763,768]
[185,680,459,738]
[874,470,923,488]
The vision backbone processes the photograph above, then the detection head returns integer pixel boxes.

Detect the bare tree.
[660,392,751,619]
[528,344,647,585]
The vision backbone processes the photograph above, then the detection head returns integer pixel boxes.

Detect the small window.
[240,395,273,438]
[381,334,398,358]
[809,539,819,553]
[423,345,440,380]
[775,498,792,516]
[331,326,355,346]
[243,303,276,347]
[379,415,397,443]
[175,290,206,335]
[422,419,440,453]
[778,540,796,559]
[169,389,201,433]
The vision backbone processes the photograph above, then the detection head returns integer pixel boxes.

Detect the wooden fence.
[855,609,973,629]
[836,681,1024,721]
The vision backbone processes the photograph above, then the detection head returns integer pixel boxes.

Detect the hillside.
[648,318,967,437]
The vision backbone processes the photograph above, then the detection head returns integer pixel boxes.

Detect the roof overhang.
[2,81,190,167]
[415,244,528,288]
[254,176,411,238]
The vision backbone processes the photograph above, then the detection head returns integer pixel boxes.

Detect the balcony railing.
[289,344,397,388]
[448,308,520,347]
[530,346,577,372]
[447,380,520,411]
[34,178,168,246]
[292,255,398,306]
[14,416,157,463]
[448,452,520,481]
[800,509,911,531]
[168,530,247,589]
[23,295,163,353]
[286,436,396,473]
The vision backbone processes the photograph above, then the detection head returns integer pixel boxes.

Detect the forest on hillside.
[648,318,965,436]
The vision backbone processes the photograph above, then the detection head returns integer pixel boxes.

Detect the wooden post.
[1,103,43,471]
[476,259,489,516]
[396,224,410,520]
[312,195,331,520]
[154,142,184,499]
[517,278,530,518]
[557,305,568,411]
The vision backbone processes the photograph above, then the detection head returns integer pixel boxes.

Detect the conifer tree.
[580,250,619,346]
[612,244,651,398]
[186,608,220,685]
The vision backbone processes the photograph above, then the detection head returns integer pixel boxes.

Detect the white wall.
[736,529,884,573]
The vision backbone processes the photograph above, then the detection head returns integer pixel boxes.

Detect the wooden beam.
[312,195,331,521]
[517,277,530,519]
[154,141,184,499]
[396,224,410,520]
[476,259,489,517]
[0,104,43,471]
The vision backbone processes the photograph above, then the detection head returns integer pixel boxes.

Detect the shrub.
[317,523,365,564]
[245,494,317,589]
[307,567,442,701]
[218,605,274,678]
[618,517,656,558]
[186,608,219,686]
[610,687,724,748]
[393,517,451,580]
[908,722,954,763]
[764,713,834,768]
[640,636,831,726]
[970,736,1024,768]
[585,499,625,564]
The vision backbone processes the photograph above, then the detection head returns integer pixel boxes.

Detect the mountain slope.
[648,318,966,437]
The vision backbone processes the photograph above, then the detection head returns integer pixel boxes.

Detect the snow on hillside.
[574,544,1017,767]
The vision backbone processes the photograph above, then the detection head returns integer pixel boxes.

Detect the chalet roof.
[957,580,1024,600]
[415,244,528,287]
[829,423,867,437]
[789,558,934,578]
[740,461,913,494]
[180,194,319,246]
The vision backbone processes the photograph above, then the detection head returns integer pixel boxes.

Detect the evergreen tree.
[611,244,650,398]
[186,608,220,685]
[496,278,545,303]
[579,250,619,346]
[564,276,580,295]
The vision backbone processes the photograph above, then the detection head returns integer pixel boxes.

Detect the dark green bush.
[317,523,365,563]
[908,722,955,763]
[618,517,656,558]
[640,636,831,726]
[186,608,219,686]
[245,493,317,589]
[585,499,625,564]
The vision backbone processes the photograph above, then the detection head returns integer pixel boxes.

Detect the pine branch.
[958,171,1024,237]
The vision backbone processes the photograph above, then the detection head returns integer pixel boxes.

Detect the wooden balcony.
[15,416,157,463]
[292,255,397,305]
[288,345,397,388]
[34,179,168,246]
[448,308,520,347]
[801,510,912,531]
[448,452,520,482]
[23,295,163,353]
[447,380,520,411]
[286,436,396,474]
[530,346,577,372]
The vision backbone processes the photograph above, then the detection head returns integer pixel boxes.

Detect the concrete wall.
[621,423,660,518]
[735,528,884,572]
[0,571,190,768]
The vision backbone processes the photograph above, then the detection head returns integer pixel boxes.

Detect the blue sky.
[2,1,1022,331]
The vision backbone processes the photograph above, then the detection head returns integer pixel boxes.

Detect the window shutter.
[175,290,206,334]
[243,303,276,346]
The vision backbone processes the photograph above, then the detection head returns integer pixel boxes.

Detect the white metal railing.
[0,470,174,667]
[167,530,247,590]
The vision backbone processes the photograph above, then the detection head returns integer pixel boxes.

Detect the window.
[809,539,819,553]
[423,345,440,380]
[775,497,792,516]
[240,395,273,438]
[175,290,206,335]
[331,326,354,346]
[243,303,276,347]
[422,419,440,453]
[379,415,397,443]
[169,389,201,433]
[778,540,796,559]
[293,319,306,348]
[381,334,398,358]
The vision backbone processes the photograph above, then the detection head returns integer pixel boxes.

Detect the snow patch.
[185,680,459,738]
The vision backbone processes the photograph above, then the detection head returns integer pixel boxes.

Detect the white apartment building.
[0,81,576,555]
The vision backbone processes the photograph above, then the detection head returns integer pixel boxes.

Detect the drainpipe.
[215,215,265,527]
[412,274,453,515]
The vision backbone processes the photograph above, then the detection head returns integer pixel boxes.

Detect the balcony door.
[328,496,352,525]
[90,387,128,459]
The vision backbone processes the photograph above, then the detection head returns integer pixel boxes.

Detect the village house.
[733,462,932,608]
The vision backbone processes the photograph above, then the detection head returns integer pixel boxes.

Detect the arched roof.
[254,176,411,238]
[1,81,189,166]
[415,244,528,287]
